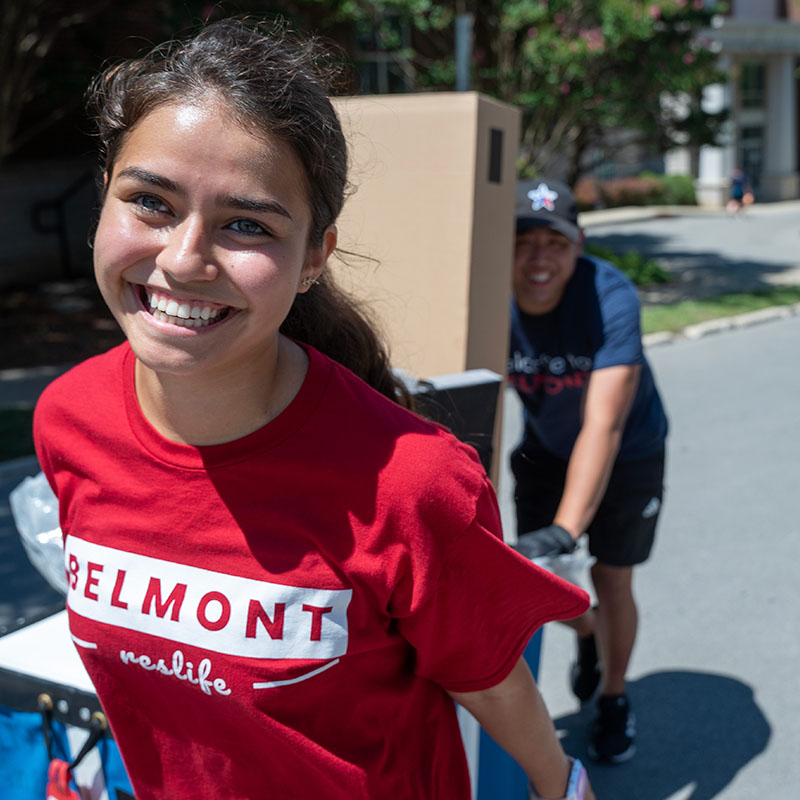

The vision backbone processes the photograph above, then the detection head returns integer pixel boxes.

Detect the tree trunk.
[567,127,590,188]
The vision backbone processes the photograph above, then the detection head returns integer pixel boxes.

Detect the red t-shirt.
[34,343,588,799]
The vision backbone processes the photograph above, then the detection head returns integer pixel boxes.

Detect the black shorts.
[511,445,665,567]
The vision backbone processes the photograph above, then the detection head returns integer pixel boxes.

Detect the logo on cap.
[527,183,558,212]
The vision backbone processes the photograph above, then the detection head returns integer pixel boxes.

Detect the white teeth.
[144,289,227,329]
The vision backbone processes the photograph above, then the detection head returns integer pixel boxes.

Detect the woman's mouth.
[138,286,234,328]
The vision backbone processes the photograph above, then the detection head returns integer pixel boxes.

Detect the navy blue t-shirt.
[508,255,668,462]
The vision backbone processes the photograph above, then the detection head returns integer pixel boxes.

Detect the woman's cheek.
[95,207,156,275]
[232,249,300,291]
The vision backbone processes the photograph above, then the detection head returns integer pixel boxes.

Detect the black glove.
[515,524,576,560]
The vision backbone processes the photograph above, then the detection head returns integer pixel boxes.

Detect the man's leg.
[586,564,638,764]
[583,449,664,763]
[590,562,636,696]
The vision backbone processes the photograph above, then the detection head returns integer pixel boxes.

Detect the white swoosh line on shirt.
[71,634,98,649]
[252,658,340,689]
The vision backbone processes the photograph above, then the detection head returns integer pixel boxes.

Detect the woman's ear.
[298,225,337,291]
[318,224,338,266]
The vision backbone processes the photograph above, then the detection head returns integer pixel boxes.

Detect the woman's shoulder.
[36,343,130,419]
[315,349,488,487]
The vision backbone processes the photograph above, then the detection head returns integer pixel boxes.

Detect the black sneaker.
[570,633,601,702]
[588,694,636,764]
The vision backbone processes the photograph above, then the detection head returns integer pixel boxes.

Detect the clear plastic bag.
[532,534,596,593]
[8,471,67,595]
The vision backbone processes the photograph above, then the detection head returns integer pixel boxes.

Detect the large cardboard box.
[332,92,520,381]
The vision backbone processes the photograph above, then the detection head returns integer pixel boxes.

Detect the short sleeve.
[395,480,589,693]
[592,274,644,371]
[33,386,60,496]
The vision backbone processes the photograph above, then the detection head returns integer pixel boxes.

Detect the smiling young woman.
[33,19,594,800]
[93,99,332,444]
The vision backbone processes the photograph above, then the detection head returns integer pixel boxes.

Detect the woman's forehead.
[117,101,292,169]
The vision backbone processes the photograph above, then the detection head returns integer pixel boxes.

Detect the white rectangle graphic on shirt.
[65,536,351,660]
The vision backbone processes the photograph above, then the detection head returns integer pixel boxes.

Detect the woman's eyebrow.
[116,166,180,193]
[218,194,292,220]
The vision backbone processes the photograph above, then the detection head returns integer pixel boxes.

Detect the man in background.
[508,178,668,764]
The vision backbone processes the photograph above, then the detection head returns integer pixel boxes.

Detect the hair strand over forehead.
[87,18,348,245]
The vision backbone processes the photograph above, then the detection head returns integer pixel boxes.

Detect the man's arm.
[553,363,641,539]
[447,657,595,799]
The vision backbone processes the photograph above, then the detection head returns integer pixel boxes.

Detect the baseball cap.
[515,178,580,242]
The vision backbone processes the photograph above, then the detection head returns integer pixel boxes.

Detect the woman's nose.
[156,217,219,282]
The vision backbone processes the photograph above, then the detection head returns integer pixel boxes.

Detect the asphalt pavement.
[2,202,800,797]
[582,201,800,305]
[498,315,800,799]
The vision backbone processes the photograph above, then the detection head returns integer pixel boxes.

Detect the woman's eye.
[228,218,268,236]
[133,194,168,213]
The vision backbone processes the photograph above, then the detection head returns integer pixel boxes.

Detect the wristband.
[531,757,587,800]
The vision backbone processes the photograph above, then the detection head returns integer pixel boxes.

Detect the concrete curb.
[643,301,800,348]
[580,204,717,227]
[580,199,800,228]
[0,365,73,382]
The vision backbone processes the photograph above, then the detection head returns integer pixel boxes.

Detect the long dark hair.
[86,18,411,408]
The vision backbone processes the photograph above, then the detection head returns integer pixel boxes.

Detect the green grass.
[584,242,671,286]
[0,408,35,462]
[642,286,800,334]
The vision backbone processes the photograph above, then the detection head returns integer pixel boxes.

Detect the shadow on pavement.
[586,230,800,305]
[555,670,771,800]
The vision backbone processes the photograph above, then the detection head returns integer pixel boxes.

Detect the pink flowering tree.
[3,0,728,187]
[380,0,728,183]
[467,0,728,182]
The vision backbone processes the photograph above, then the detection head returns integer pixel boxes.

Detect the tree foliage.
[300,0,727,182]
[1,0,728,182]
[0,0,110,161]
[405,0,729,182]
[0,0,209,164]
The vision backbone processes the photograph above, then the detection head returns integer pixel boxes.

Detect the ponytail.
[282,272,413,410]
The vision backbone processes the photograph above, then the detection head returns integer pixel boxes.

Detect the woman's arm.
[447,657,595,799]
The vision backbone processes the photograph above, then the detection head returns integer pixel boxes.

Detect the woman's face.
[94,99,335,382]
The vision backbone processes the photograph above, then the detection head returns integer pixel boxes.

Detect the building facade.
[671,1,800,205]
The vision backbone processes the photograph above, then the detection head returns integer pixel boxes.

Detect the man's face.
[513,226,581,315]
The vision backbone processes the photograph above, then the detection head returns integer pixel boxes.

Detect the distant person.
[33,21,596,800]
[727,167,753,214]
[509,178,669,764]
